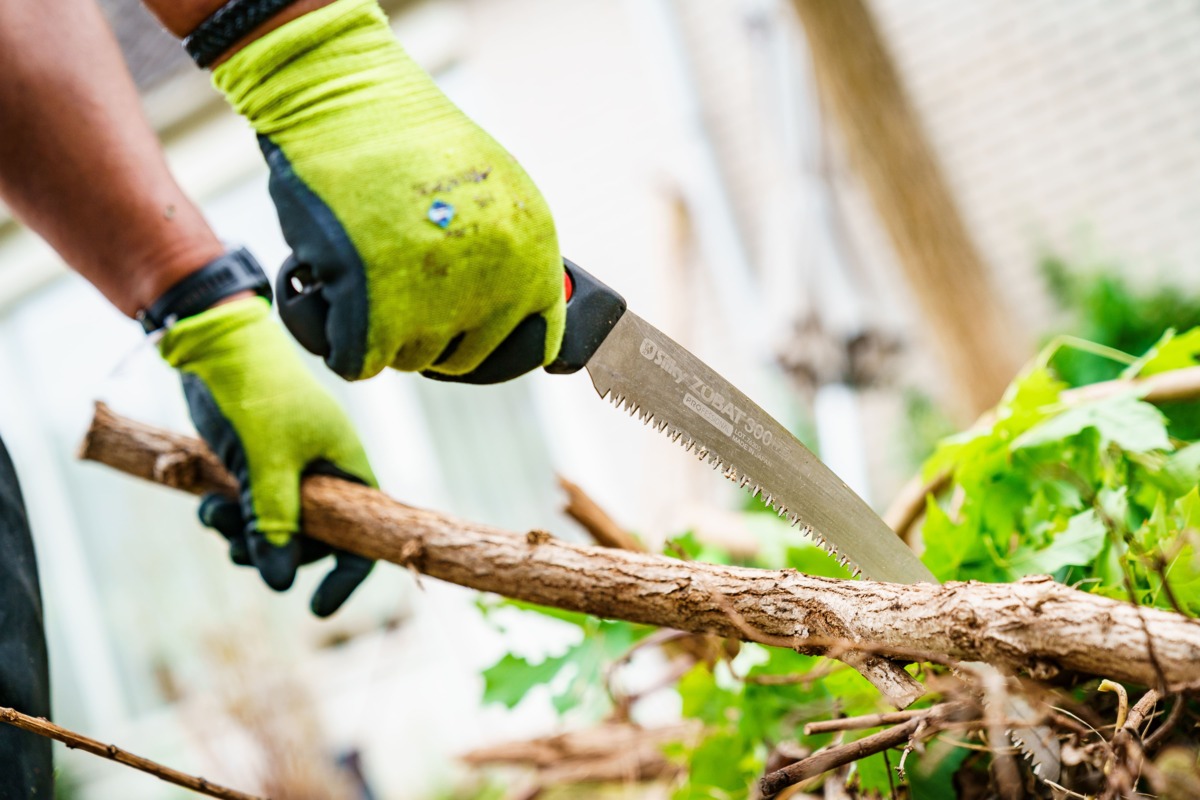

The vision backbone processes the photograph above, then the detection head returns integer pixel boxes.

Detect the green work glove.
[212,0,566,382]
[160,297,377,617]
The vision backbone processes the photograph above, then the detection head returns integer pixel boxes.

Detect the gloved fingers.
[538,290,568,365]
[423,307,543,377]
[310,550,375,618]
[296,537,334,565]
[198,493,252,566]
[247,531,302,592]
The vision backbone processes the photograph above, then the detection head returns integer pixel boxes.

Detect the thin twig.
[557,475,644,552]
[1105,689,1163,799]
[804,708,928,735]
[758,701,972,798]
[1094,498,1171,693]
[1143,694,1184,753]
[0,707,265,800]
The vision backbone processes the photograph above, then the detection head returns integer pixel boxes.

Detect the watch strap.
[183,0,305,69]
[138,248,272,333]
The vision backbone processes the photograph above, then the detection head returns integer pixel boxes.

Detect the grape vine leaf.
[1008,509,1107,577]
[1013,394,1170,454]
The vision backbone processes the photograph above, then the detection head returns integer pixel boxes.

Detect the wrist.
[125,237,228,318]
[139,248,273,333]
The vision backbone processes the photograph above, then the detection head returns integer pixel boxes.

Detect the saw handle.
[278,258,626,383]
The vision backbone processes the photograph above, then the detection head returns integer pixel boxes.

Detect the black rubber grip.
[278,256,332,359]
[277,257,626,384]
[546,259,627,374]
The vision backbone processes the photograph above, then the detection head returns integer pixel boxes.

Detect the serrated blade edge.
[584,312,934,584]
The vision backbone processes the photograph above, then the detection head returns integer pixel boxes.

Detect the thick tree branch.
[558,480,922,707]
[80,404,1200,689]
[0,706,263,800]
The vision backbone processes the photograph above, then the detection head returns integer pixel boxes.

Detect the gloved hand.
[159,296,377,617]
[212,0,566,382]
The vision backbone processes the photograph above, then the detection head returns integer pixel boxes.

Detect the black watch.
[138,248,272,334]
[183,0,305,69]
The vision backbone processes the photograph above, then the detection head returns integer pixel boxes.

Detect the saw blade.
[584,311,935,584]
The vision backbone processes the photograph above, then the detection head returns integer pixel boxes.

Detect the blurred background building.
[0,0,1197,796]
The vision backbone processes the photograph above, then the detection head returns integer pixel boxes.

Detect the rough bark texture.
[80,404,1200,689]
[790,0,1024,418]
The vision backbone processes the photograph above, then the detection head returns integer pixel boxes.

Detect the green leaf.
[1013,394,1170,454]
[996,366,1070,437]
[480,610,648,717]
[481,652,571,709]
[673,730,758,799]
[1009,509,1107,577]
[907,738,971,800]
[1160,443,1200,496]
[784,541,855,580]
[1128,327,1200,377]
[853,751,897,795]
[920,497,1005,581]
[678,663,742,725]
[664,531,731,564]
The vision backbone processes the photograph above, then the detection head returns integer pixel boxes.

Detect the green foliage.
[1041,256,1200,387]
[921,332,1200,613]
[479,599,651,718]
[477,322,1200,798]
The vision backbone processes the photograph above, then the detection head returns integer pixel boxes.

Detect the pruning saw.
[279,258,936,586]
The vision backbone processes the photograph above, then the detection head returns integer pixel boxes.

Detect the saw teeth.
[599,389,862,576]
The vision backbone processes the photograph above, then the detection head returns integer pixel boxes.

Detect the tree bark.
[789,0,1025,418]
[80,404,1200,689]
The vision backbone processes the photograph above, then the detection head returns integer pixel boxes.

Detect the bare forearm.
[0,0,223,316]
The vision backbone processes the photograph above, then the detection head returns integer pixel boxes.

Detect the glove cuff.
[212,0,411,132]
[159,296,275,369]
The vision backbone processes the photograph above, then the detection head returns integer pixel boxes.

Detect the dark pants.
[0,436,52,798]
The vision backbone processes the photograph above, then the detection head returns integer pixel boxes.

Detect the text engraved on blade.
[640,336,776,465]
[683,394,733,436]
